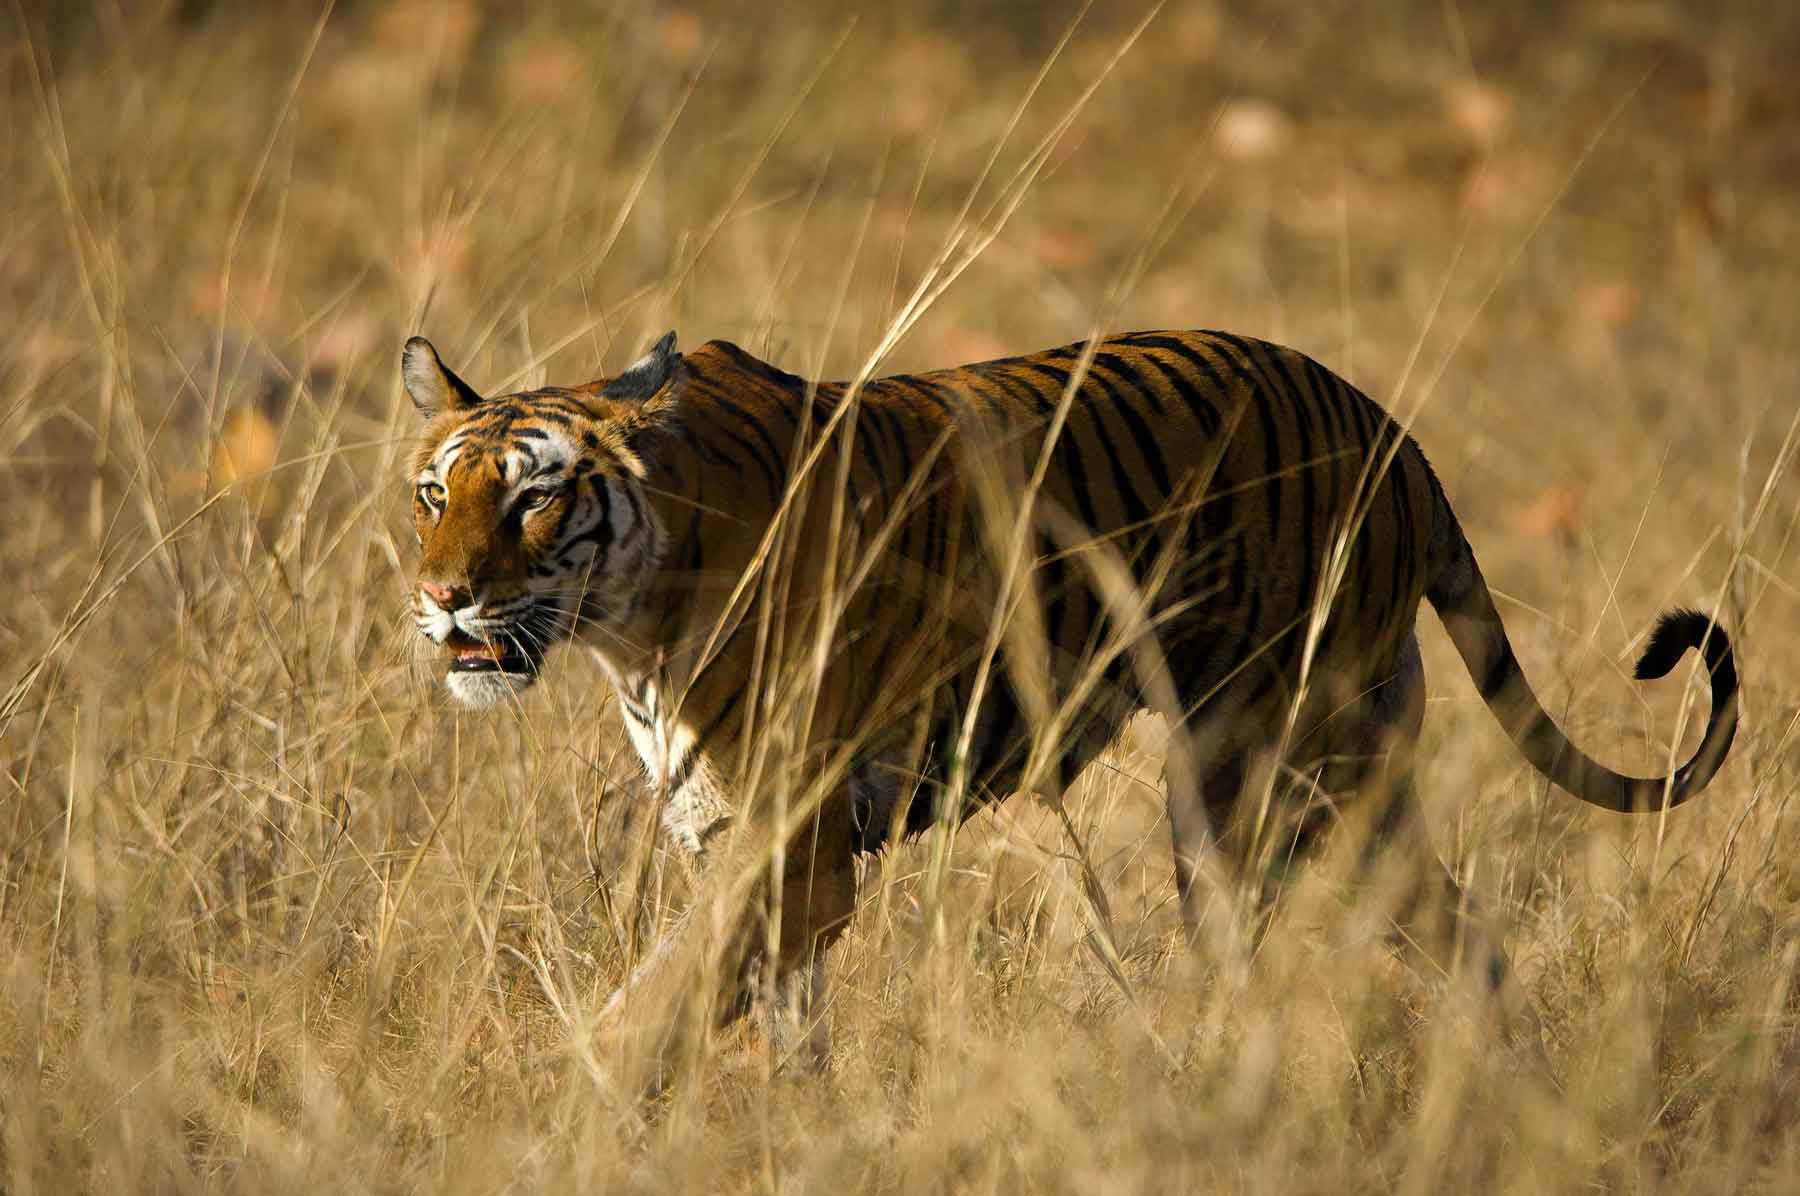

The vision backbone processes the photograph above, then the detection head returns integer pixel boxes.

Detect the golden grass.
[3,1,1799,1191]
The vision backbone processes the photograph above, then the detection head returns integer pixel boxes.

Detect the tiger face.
[403,334,679,708]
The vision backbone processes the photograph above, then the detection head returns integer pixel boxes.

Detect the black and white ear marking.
[402,337,486,418]
[602,331,680,400]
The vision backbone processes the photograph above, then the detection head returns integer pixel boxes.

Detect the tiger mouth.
[443,628,540,677]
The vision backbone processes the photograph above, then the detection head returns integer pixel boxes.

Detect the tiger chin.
[401,325,1738,1075]
[441,648,541,709]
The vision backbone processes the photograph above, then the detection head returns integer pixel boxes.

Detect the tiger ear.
[402,337,485,418]
[602,330,680,401]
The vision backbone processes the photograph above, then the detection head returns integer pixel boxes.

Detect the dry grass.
[3,1,1800,1191]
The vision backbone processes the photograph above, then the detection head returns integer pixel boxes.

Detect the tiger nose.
[417,578,465,608]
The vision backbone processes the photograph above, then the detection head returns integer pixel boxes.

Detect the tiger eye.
[520,485,561,512]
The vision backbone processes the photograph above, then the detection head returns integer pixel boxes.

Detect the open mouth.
[444,628,538,676]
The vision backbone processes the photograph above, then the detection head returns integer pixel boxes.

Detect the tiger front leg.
[588,768,738,1091]
[661,807,856,1073]
[659,771,735,878]
[598,799,857,1084]
[739,807,859,1070]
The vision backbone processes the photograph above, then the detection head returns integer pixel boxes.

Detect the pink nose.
[418,578,457,606]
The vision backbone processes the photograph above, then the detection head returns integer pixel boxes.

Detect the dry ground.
[3,1,1799,1191]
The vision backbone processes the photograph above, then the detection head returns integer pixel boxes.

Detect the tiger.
[403,327,1737,1061]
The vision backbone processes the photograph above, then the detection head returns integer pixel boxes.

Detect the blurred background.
[2,1,1798,1191]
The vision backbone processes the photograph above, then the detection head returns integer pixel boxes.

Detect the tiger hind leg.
[1325,634,1550,1062]
[1315,633,1483,973]
[1162,630,1505,989]
[1165,742,1254,948]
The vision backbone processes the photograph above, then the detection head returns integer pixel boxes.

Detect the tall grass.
[2,1,1798,1191]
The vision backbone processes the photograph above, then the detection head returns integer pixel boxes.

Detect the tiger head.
[403,333,682,708]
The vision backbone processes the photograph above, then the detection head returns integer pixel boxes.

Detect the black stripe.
[1255,346,1324,619]
[843,399,895,513]
[808,389,837,430]
[1068,372,1154,528]
[695,685,745,753]
[1019,361,1151,526]
[864,393,909,468]
[1478,634,1515,700]
[1093,351,1164,415]
[974,362,1054,419]
[1195,334,1284,532]
[705,389,788,495]
[1088,356,1175,503]
[694,414,782,504]
[884,376,957,418]
[664,744,700,795]
[1036,526,1071,695]
[1389,444,1416,602]
[1053,426,1101,532]
[918,467,949,580]
[1138,351,1223,438]
[547,483,579,543]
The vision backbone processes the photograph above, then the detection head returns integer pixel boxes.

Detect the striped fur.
[404,329,1737,1046]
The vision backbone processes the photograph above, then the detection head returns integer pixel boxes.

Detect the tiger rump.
[403,327,1737,1055]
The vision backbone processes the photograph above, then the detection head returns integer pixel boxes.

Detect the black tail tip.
[1633,608,1729,681]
